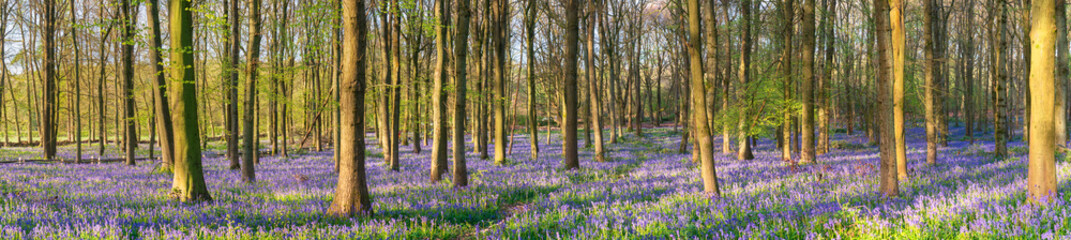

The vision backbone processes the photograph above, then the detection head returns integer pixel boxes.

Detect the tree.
[388,0,402,171]
[736,0,754,160]
[1027,0,1058,204]
[924,0,938,165]
[242,0,263,182]
[800,0,816,164]
[452,0,473,187]
[226,0,241,170]
[525,0,539,160]
[493,0,509,165]
[70,0,83,163]
[120,0,137,165]
[169,0,212,203]
[875,0,899,197]
[429,0,450,182]
[327,0,372,217]
[147,0,175,169]
[1054,0,1068,150]
[688,0,720,196]
[989,0,1007,157]
[586,0,605,162]
[779,0,794,164]
[42,0,56,161]
[890,0,906,180]
[562,0,580,169]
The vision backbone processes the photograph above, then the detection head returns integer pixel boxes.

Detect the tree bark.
[429,0,450,182]
[147,0,175,168]
[688,0,721,196]
[1027,0,1057,204]
[562,0,581,169]
[875,0,899,197]
[452,0,473,187]
[169,0,213,203]
[800,0,816,164]
[327,0,372,217]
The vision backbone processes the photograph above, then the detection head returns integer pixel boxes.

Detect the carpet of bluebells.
[2,126,1071,239]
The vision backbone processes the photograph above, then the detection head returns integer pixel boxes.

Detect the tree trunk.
[586,0,605,162]
[891,0,906,180]
[990,0,1008,157]
[327,0,372,217]
[452,0,473,186]
[779,0,794,164]
[429,0,450,182]
[924,0,938,165]
[1027,0,1057,204]
[526,0,539,160]
[169,0,213,203]
[1054,0,1068,150]
[227,0,241,170]
[688,0,721,196]
[800,0,816,164]
[875,0,899,197]
[147,0,174,168]
[736,0,754,160]
[562,0,580,169]
[242,0,263,182]
[120,0,137,165]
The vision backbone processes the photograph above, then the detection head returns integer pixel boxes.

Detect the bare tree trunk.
[586,0,605,162]
[800,0,816,164]
[429,0,450,182]
[452,0,473,186]
[779,0,794,164]
[147,0,174,168]
[169,0,212,203]
[120,0,137,165]
[736,0,754,160]
[1026,0,1057,204]
[327,0,372,217]
[1055,0,1068,150]
[227,0,241,170]
[688,0,720,196]
[562,0,580,170]
[990,0,1008,157]
[875,0,899,197]
[924,0,938,165]
[242,0,263,182]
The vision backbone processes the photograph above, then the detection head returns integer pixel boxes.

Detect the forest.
[0,0,1069,238]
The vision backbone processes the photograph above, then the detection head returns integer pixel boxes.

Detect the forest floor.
[1,125,1071,239]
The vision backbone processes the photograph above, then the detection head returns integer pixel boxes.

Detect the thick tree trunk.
[42,0,56,161]
[875,0,899,197]
[429,0,450,182]
[990,0,1008,157]
[890,0,907,181]
[452,0,473,187]
[736,0,754,160]
[242,0,263,182]
[924,0,938,165]
[562,0,580,169]
[800,0,816,164]
[227,0,241,170]
[586,0,605,162]
[169,0,213,203]
[688,0,720,196]
[1055,0,1068,150]
[779,0,794,164]
[121,0,137,166]
[1027,0,1057,204]
[327,0,372,217]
